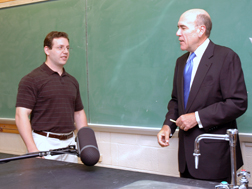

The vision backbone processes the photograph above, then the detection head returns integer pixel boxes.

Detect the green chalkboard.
[0,0,252,133]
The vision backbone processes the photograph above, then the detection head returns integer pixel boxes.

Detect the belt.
[33,130,73,140]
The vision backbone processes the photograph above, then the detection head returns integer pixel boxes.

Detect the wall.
[94,127,179,176]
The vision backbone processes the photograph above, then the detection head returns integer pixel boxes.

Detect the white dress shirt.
[189,38,210,128]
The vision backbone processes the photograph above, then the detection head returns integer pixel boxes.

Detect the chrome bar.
[193,129,244,189]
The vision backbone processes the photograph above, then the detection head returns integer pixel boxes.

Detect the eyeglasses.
[54,46,72,51]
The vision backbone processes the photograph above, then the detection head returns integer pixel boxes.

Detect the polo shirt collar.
[41,62,68,76]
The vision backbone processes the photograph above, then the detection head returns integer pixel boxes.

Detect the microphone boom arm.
[0,145,78,164]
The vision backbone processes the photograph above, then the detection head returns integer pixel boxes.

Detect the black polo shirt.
[16,63,84,133]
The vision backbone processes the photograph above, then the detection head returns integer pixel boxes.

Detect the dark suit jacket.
[163,40,247,180]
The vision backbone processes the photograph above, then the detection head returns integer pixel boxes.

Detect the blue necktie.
[183,52,196,108]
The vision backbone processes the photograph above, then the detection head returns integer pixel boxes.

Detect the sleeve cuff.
[195,111,203,128]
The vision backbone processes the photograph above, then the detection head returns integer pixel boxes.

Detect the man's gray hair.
[196,14,212,37]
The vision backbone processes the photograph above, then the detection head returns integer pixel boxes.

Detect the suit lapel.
[185,41,215,112]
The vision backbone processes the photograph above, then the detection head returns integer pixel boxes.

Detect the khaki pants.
[32,131,78,163]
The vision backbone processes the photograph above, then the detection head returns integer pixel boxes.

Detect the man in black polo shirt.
[15,31,88,163]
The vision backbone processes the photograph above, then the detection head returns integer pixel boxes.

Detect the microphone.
[76,127,100,166]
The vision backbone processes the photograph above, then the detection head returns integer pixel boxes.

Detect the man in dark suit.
[157,9,247,182]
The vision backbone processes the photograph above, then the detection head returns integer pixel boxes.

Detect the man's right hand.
[15,107,41,156]
[157,125,171,147]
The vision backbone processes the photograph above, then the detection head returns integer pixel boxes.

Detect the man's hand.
[176,112,197,131]
[157,125,171,147]
[15,107,39,153]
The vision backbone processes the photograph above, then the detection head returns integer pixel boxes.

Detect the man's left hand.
[176,112,197,131]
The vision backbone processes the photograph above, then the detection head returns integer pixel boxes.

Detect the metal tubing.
[193,129,238,189]
[227,129,238,187]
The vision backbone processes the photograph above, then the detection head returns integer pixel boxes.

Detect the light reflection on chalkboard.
[0,0,47,9]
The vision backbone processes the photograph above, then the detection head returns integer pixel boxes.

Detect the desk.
[0,153,223,189]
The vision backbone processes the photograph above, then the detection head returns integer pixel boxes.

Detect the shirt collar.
[40,62,68,76]
[194,38,210,58]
